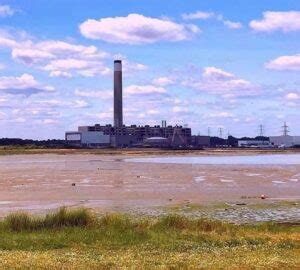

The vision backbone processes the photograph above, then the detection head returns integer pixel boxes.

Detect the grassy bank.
[0,208,299,269]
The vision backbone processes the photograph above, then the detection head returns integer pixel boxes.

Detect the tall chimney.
[114,60,123,127]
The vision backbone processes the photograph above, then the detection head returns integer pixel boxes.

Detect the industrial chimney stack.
[114,60,123,127]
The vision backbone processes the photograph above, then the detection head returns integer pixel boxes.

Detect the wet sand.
[0,153,299,219]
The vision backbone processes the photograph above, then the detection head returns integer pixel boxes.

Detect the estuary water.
[0,154,299,220]
[126,153,300,165]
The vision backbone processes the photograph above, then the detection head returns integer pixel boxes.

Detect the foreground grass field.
[0,208,299,269]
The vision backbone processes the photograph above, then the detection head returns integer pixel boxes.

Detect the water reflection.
[127,154,300,165]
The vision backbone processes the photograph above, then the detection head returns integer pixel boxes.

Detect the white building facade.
[269,135,300,148]
[65,131,110,147]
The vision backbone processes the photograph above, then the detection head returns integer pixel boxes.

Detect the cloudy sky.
[0,0,300,139]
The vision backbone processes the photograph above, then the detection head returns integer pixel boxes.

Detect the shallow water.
[127,153,300,165]
[0,154,299,222]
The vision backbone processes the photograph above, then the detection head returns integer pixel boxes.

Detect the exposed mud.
[0,153,299,222]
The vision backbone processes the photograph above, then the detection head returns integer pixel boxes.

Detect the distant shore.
[1,146,300,156]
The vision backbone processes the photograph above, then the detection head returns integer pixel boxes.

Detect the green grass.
[4,207,94,232]
[0,208,299,269]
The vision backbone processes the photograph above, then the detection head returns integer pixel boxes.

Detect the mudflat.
[0,151,299,219]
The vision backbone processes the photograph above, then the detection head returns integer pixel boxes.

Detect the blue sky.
[0,0,300,139]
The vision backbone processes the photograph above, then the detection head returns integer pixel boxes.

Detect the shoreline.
[1,147,300,157]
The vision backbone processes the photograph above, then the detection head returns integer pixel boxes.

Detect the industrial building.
[66,123,192,148]
[238,139,271,148]
[269,135,300,148]
[191,136,211,148]
[65,60,195,148]
[65,131,110,147]
[268,123,300,148]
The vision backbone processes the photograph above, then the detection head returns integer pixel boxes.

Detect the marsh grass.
[4,207,95,231]
[0,208,299,268]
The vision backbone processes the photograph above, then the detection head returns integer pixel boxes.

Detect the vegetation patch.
[4,208,95,232]
[0,208,298,268]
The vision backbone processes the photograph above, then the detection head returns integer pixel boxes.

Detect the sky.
[0,0,300,139]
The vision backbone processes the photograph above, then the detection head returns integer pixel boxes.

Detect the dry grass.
[0,209,298,269]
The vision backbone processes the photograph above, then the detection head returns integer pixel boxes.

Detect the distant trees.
[0,138,67,148]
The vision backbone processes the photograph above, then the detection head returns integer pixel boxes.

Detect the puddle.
[0,201,13,205]
[245,173,261,177]
[220,179,234,183]
[272,180,287,184]
[81,178,91,184]
[127,153,300,165]
[194,176,206,183]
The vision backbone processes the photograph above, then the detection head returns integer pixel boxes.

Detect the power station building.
[65,60,194,148]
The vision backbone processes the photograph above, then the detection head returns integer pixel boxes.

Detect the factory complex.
[238,136,300,148]
[65,60,300,149]
[66,123,198,148]
[66,60,209,148]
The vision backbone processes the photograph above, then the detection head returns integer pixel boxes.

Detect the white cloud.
[42,58,111,77]
[44,58,89,71]
[250,11,300,32]
[125,84,167,95]
[77,67,111,77]
[80,14,200,44]
[202,67,234,79]
[0,32,114,78]
[147,109,160,115]
[182,11,242,29]
[73,100,89,108]
[152,77,175,86]
[11,40,107,64]
[42,119,59,125]
[0,111,6,119]
[37,99,89,109]
[285,92,300,100]
[0,31,148,78]
[14,117,26,123]
[0,63,5,70]
[88,111,112,120]
[74,89,113,99]
[172,106,190,113]
[12,48,55,64]
[0,35,18,48]
[245,117,256,123]
[121,60,148,74]
[37,40,100,56]
[0,32,148,78]
[223,20,242,29]
[182,11,214,20]
[49,70,72,78]
[183,66,255,96]
[0,73,54,95]
[265,54,300,71]
[0,5,15,17]
[209,112,234,118]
